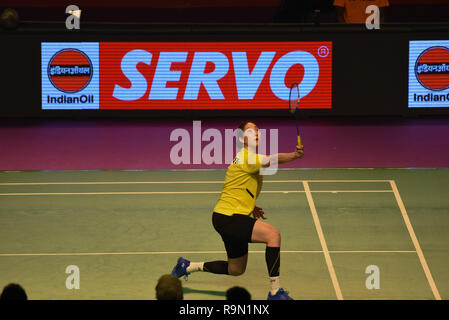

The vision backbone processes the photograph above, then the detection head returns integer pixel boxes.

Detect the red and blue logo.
[414,46,449,91]
[47,49,94,93]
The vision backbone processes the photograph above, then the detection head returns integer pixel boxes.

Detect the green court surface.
[0,168,448,300]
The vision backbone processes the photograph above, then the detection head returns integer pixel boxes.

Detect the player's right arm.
[262,145,304,167]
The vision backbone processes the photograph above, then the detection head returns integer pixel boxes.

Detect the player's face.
[243,122,259,148]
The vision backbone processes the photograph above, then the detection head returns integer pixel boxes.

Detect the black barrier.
[0,299,447,319]
[1,22,449,118]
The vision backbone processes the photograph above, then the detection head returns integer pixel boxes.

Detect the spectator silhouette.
[226,286,251,300]
[0,283,27,300]
[155,274,183,300]
[273,0,312,23]
[0,8,20,30]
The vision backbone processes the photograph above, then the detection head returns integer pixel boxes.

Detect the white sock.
[187,262,204,273]
[270,276,281,295]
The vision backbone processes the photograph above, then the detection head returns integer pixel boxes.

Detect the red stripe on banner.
[418,74,449,90]
[50,76,91,92]
[50,51,90,65]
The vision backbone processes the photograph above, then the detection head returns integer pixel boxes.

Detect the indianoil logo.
[47,48,93,93]
[415,46,449,91]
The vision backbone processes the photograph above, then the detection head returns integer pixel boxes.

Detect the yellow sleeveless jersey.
[213,148,265,216]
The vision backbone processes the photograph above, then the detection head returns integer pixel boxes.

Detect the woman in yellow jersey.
[172,121,304,300]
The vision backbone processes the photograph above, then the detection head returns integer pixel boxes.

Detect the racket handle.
[297,135,302,147]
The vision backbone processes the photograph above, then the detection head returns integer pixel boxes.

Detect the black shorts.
[212,212,257,259]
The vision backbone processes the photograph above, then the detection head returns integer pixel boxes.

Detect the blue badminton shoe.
[267,288,293,300]
[171,257,191,280]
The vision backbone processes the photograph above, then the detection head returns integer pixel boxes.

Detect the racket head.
[288,83,300,114]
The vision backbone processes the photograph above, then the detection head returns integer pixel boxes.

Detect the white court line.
[330,250,416,254]
[390,180,441,300]
[0,250,417,257]
[303,181,343,300]
[0,191,223,196]
[0,179,391,186]
[0,190,394,196]
[312,190,392,193]
[304,180,391,183]
[0,180,301,186]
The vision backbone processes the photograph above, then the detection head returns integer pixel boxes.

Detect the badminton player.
[171,121,304,300]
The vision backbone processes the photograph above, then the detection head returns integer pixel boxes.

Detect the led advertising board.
[42,42,332,110]
[409,40,449,108]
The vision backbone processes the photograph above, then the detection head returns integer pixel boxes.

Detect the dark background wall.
[1,0,449,119]
[2,0,449,23]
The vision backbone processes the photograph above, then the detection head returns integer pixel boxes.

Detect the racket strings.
[289,83,300,114]
[289,83,302,147]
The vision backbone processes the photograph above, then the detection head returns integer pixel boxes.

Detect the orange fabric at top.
[334,0,390,24]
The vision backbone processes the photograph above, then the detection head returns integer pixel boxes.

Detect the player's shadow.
[183,287,226,298]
